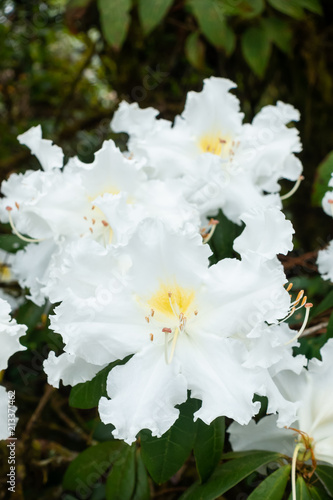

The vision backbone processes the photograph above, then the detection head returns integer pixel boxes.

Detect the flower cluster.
[0,78,320,451]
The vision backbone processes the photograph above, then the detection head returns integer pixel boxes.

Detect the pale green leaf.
[138,0,174,34]
[267,0,304,18]
[241,25,272,78]
[97,0,132,49]
[189,0,235,55]
[185,32,205,70]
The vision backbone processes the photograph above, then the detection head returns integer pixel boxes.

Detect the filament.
[285,304,312,345]
[291,442,302,500]
[6,208,43,243]
[280,176,304,201]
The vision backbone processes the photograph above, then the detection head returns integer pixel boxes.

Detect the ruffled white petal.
[44,351,107,388]
[0,298,26,370]
[234,206,294,259]
[17,125,64,171]
[317,241,333,282]
[99,344,187,444]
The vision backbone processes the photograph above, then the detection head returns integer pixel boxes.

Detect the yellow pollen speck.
[0,264,12,282]
[147,282,195,318]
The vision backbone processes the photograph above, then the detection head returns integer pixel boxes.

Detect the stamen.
[6,207,44,243]
[285,303,313,345]
[150,333,154,341]
[145,316,150,323]
[203,219,219,244]
[151,309,155,317]
[291,442,302,500]
[194,310,198,315]
[15,202,19,210]
[168,292,179,317]
[101,220,108,227]
[164,327,180,365]
[280,175,304,201]
[286,283,293,292]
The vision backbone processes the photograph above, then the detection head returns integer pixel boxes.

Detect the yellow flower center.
[147,282,195,319]
[199,132,233,158]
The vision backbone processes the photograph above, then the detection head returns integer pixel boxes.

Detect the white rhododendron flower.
[44,219,306,444]
[111,77,303,223]
[0,131,198,304]
[317,240,333,283]
[229,339,333,467]
[0,297,26,369]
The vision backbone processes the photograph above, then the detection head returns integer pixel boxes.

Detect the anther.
[162,328,172,333]
[286,283,293,292]
[15,202,19,210]
[92,219,96,225]
[150,333,154,341]
[151,309,155,317]
[101,220,108,227]
[145,316,150,323]
[83,216,87,220]
[194,310,198,315]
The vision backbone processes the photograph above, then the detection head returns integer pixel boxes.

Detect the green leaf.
[138,0,174,34]
[248,465,291,499]
[140,398,200,484]
[294,0,323,14]
[180,451,284,500]
[287,476,312,500]
[63,441,125,495]
[185,32,205,70]
[214,0,264,18]
[69,357,130,409]
[97,0,132,49]
[262,17,293,54]
[189,0,236,55]
[310,288,333,320]
[267,0,304,19]
[0,229,26,253]
[106,444,136,500]
[311,151,333,207]
[132,450,150,500]
[69,364,111,409]
[208,210,244,264]
[307,483,332,500]
[193,417,225,482]
[316,464,333,496]
[241,25,272,78]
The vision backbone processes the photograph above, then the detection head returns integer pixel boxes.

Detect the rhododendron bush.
[1,73,333,500]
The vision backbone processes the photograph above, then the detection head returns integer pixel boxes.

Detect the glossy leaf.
[69,357,130,409]
[316,464,333,496]
[287,476,312,500]
[185,32,205,70]
[208,210,244,264]
[138,0,174,34]
[140,398,199,484]
[97,0,132,49]
[132,450,151,500]
[63,441,125,494]
[311,151,333,207]
[180,451,283,500]
[106,444,136,500]
[189,0,235,55]
[267,0,304,18]
[241,25,272,78]
[193,417,225,482]
[69,364,111,409]
[248,464,291,499]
